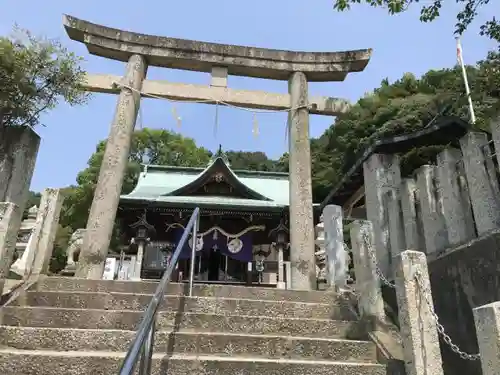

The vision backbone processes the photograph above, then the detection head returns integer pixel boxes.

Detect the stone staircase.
[0,277,387,374]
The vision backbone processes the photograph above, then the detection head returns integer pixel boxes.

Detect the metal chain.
[413,268,481,361]
[370,254,396,289]
[356,234,480,361]
[360,234,396,289]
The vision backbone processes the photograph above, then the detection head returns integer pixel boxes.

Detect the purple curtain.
[173,228,253,262]
[172,228,208,259]
[217,233,253,262]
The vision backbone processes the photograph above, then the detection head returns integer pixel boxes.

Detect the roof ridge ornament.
[210,144,231,166]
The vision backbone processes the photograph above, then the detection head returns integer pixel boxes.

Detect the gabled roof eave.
[165,157,273,201]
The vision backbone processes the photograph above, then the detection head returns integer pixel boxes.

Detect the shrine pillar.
[288,71,316,290]
[76,54,147,279]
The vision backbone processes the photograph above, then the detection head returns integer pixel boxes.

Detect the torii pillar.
[288,72,316,290]
[76,55,147,279]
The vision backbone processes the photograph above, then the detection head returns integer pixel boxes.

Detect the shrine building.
[117,149,321,288]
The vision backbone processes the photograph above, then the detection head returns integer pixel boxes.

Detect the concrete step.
[13,291,355,320]
[0,349,387,375]
[0,326,377,362]
[35,277,335,303]
[1,306,366,339]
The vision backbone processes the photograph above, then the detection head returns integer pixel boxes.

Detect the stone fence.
[315,122,500,375]
[0,126,64,294]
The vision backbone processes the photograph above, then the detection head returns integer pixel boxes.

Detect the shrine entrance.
[173,226,253,284]
[178,246,247,284]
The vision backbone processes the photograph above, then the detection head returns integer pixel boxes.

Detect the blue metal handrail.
[118,207,200,375]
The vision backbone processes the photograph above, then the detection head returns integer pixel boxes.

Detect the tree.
[59,129,213,241]
[332,0,500,43]
[310,49,500,202]
[0,27,88,132]
[224,151,280,171]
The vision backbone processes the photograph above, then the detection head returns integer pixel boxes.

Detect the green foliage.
[224,151,281,171]
[332,0,500,43]
[310,51,500,202]
[0,27,88,130]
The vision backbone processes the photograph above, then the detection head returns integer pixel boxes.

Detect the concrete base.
[0,351,386,375]
[13,291,353,320]
[0,326,377,362]
[1,306,367,339]
[0,279,23,295]
[0,275,388,375]
[9,263,25,278]
[59,265,76,277]
[35,277,335,303]
[276,281,286,290]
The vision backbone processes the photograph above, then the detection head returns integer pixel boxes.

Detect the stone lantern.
[129,211,156,281]
[269,219,289,289]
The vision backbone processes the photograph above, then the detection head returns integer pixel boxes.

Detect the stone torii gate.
[63,15,372,290]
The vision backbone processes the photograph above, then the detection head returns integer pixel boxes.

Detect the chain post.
[350,235,480,361]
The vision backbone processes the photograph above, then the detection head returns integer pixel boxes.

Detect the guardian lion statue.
[61,229,85,274]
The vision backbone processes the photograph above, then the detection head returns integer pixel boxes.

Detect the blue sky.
[1,0,497,192]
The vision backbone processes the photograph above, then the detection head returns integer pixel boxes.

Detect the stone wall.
[0,126,41,293]
[0,126,40,209]
[427,231,500,375]
[353,125,500,375]
[380,230,500,375]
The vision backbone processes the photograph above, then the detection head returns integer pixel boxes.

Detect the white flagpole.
[456,37,476,124]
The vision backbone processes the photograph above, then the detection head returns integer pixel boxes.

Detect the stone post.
[276,244,285,289]
[10,206,44,277]
[0,126,40,209]
[0,203,22,294]
[322,205,348,289]
[363,153,401,280]
[77,54,147,279]
[131,240,145,281]
[473,301,500,375]
[415,165,449,254]
[460,131,500,235]
[436,148,475,245]
[287,71,315,290]
[350,220,385,323]
[394,250,444,375]
[400,178,424,251]
[11,188,64,277]
[31,189,64,275]
[386,189,406,257]
[489,115,500,169]
[0,126,40,260]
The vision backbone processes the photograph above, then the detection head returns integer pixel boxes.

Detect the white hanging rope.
[114,81,312,114]
[116,81,307,140]
[214,102,219,137]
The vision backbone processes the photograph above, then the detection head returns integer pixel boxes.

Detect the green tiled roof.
[121,195,286,209]
[120,156,291,209]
